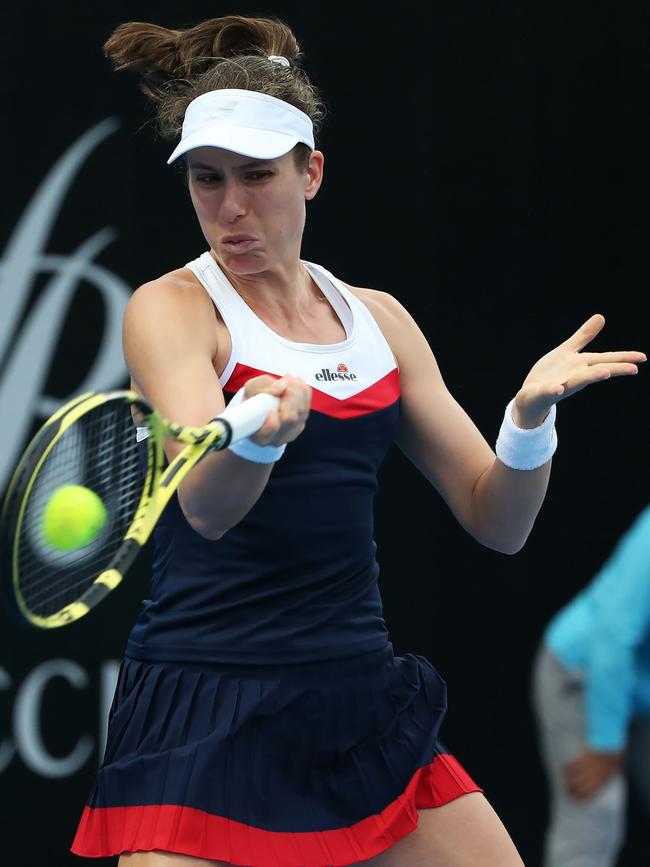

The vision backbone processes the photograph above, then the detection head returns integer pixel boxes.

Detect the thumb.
[268,376,290,395]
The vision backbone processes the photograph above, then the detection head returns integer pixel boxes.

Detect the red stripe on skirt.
[71,754,481,866]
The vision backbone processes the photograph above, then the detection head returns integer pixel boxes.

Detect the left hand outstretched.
[513,314,646,428]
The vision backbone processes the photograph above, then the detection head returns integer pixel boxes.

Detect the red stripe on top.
[71,754,481,866]
[225,363,400,420]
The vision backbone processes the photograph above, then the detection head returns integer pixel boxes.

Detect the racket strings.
[19,474,144,607]
[15,400,148,618]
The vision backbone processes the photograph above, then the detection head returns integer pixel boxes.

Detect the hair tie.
[268,55,290,67]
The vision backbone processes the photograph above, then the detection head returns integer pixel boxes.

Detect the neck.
[212,253,325,323]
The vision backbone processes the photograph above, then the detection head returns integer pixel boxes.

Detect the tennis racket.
[0,389,279,629]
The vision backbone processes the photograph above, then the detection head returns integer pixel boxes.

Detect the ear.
[305,150,324,200]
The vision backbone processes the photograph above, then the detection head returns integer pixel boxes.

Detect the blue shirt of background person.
[546,505,650,752]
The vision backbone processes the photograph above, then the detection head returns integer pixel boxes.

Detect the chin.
[223,257,267,277]
[219,250,269,276]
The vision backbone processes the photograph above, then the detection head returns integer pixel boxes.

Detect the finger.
[563,362,639,391]
[244,375,287,398]
[282,378,312,410]
[562,313,606,351]
[581,351,647,365]
[283,375,309,397]
[256,380,291,402]
[251,408,282,442]
[599,362,640,377]
[566,778,584,798]
[278,392,310,431]
[277,397,300,429]
[259,378,311,445]
[268,376,290,393]
[566,770,595,798]
[566,776,589,799]
[570,784,594,801]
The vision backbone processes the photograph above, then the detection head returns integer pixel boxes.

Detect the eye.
[195,173,220,185]
[245,171,273,182]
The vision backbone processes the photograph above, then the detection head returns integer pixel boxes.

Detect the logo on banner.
[0,659,119,777]
[0,119,132,493]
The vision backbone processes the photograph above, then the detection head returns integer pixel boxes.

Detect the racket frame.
[1,390,233,628]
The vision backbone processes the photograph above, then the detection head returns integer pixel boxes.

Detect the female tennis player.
[71,15,645,867]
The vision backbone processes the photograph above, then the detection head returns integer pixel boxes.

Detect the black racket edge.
[0,409,71,627]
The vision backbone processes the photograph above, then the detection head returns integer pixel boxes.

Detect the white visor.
[167,88,315,164]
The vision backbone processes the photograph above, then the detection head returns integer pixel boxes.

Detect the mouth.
[221,236,257,251]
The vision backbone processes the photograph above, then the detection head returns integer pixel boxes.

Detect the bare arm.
[123,273,310,540]
[354,291,645,554]
[391,303,549,553]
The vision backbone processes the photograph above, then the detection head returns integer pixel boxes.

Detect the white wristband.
[225,387,286,464]
[495,398,558,470]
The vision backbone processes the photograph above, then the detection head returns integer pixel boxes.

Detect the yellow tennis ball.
[41,485,107,550]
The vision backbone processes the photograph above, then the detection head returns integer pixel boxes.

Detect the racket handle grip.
[216,391,280,443]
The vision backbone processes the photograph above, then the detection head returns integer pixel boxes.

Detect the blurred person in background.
[533,505,650,867]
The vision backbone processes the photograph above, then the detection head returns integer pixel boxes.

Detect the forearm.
[172,375,308,540]
[469,457,552,554]
[177,449,275,540]
[463,394,554,552]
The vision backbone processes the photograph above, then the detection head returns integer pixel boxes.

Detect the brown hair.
[103,15,326,166]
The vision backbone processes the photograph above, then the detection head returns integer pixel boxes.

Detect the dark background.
[0,1,648,865]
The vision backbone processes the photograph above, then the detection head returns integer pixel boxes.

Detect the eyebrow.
[188,160,273,171]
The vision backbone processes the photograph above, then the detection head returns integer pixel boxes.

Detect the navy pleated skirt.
[72,644,481,865]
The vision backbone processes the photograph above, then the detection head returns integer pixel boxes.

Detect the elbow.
[499,540,527,556]
[188,516,228,541]
[470,514,535,555]
[177,489,233,541]
[492,533,530,555]
[180,505,229,542]
[482,541,525,556]
[192,523,228,542]
[477,531,529,556]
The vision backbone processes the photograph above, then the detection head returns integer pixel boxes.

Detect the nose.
[219,177,247,223]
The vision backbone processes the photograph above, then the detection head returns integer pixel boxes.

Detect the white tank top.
[185,252,398,408]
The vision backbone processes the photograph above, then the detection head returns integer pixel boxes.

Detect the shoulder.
[123,267,218,357]
[342,280,421,329]
[339,280,428,365]
[126,267,215,320]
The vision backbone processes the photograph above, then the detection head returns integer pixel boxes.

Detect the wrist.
[223,387,286,464]
[495,397,558,470]
[227,437,286,464]
[510,400,551,430]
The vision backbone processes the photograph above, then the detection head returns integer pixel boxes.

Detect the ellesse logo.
[315,363,357,382]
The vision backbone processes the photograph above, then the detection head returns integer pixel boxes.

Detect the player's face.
[187,147,323,277]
